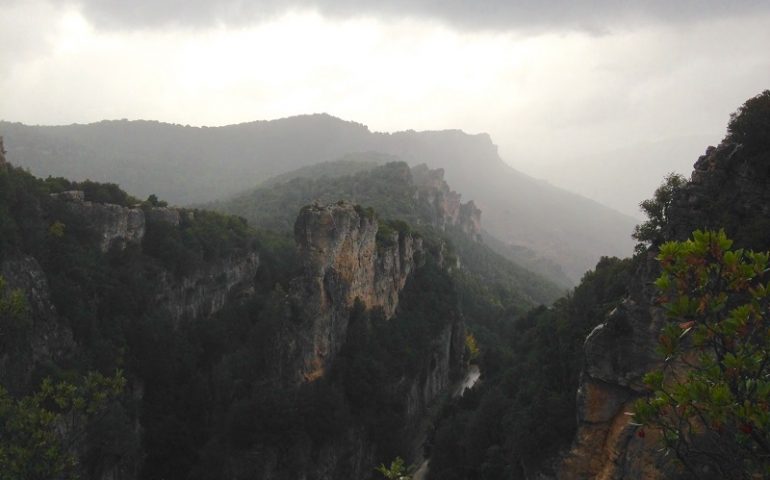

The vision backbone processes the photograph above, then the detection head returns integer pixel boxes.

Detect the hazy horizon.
[2,0,769,216]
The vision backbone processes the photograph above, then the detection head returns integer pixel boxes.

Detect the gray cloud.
[54,0,770,31]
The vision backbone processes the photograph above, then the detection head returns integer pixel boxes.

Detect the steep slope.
[0,163,260,478]
[212,161,564,308]
[0,158,476,480]
[558,91,770,479]
[0,115,636,281]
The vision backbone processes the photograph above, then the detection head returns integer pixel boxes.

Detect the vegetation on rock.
[632,172,686,247]
[426,255,635,479]
[634,230,770,479]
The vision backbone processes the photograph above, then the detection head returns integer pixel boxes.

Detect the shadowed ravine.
[413,364,482,480]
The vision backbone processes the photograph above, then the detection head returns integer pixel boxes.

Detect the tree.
[145,194,168,208]
[634,230,770,479]
[632,172,686,247]
[376,457,411,480]
[727,90,770,155]
[0,276,126,479]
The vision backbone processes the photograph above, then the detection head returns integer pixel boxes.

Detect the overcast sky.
[2,0,769,216]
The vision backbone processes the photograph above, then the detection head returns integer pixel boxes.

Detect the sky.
[2,0,769,217]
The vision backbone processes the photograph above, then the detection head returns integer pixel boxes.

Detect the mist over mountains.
[0,115,637,281]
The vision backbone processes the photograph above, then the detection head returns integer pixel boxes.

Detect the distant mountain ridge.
[211,160,566,304]
[0,115,637,281]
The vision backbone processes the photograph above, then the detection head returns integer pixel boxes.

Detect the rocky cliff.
[154,250,259,324]
[412,163,482,239]
[558,128,770,479]
[1,192,260,391]
[404,321,465,419]
[49,192,260,323]
[0,255,75,395]
[227,200,465,480]
[557,253,668,479]
[53,191,145,252]
[289,201,423,382]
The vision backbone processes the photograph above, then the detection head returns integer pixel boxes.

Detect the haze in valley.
[3,0,770,217]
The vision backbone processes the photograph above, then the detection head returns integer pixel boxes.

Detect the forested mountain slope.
[0,140,558,479]
[0,115,636,282]
[558,90,770,480]
[211,161,565,307]
[422,91,770,480]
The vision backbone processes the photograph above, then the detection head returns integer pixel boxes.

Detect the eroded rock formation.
[0,255,75,395]
[559,135,770,479]
[412,164,482,239]
[54,191,145,252]
[155,251,259,324]
[290,201,423,382]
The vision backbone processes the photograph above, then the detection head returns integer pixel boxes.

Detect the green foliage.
[427,255,635,479]
[727,90,770,155]
[78,180,139,206]
[447,226,563,317]
[42,176,139,206]
[634,230,770,478]
[0,372,125,480]
[376,457,410,480]
[142,208,255,276]
[0,156,567,479]
[144,194,168,208]
[465,332,480,362]
[633,172,686,246]
[212,161,419,232]
[213,160,563,309]
[0,276,30,351]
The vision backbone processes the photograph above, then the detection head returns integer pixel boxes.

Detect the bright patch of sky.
[1,1,768,216]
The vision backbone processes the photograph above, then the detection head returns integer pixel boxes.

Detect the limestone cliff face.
[557,254,668,480]
[290,201,422,382]
[54,191,145,252]
[154,251,259,324]
[404,320,465,419]
[558,138,770,479]
[49,192,258,323]
[0,255,74,395]
[411,164,482,239]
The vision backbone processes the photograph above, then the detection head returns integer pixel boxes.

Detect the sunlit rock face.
[290,201,422,382]
[250,200,464,480]
[558,135,770,479]
[557,254,669,480]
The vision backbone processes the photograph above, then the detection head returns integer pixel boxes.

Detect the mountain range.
[0,115,638,282]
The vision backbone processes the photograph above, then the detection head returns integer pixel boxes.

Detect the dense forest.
[211,160,567,303]
[1,90,769,480]
[0,153,561,479]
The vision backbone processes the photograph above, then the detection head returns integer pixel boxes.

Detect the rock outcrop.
[405,321,465,419]
[241,200,464,480]
[54,191,145,252]
[0,255,75,395]
[557,254,668,479]
[155,251,259,324]
[559,134,770,479]
[412,164,482,239]
[290,201,422,382]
